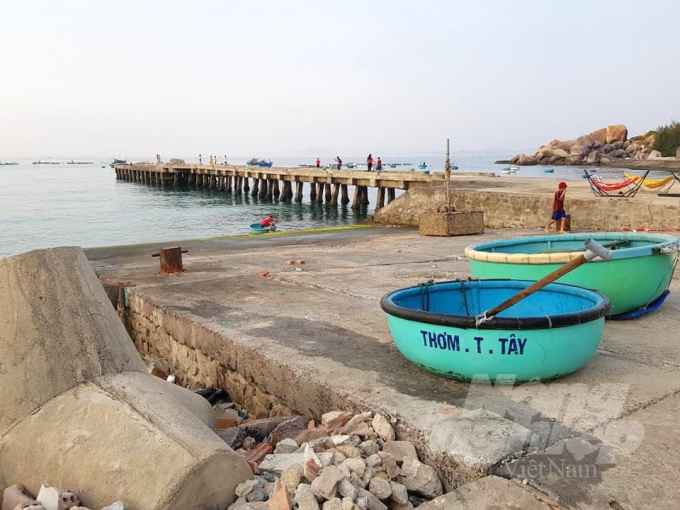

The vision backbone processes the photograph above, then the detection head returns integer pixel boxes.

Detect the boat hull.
[249,222,277,234]
[466,233,678,315]
[381,280,608,382]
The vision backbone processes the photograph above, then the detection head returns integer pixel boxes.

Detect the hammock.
[623,172,675,189]
[590,176,638,191]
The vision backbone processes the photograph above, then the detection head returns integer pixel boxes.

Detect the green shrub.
[652,121,680,156]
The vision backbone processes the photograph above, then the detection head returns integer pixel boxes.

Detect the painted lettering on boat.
[419,330,527,355]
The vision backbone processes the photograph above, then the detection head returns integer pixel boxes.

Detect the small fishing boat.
[389,164,397,169]
[451,165,459,170]
[246,159,273,168]
[544,168,555,173]
[500,166,516,175]
[346,163,355,169]
[418,163,427,170]
[381,279,609,382]
[0,161,18,166]
[249,222,277,234]
[465,233,679,316]
[509,165,519,172]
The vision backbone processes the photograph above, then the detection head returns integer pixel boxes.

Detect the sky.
[0,0,678,159]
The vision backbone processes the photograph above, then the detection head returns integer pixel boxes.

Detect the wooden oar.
[476,239,613,325]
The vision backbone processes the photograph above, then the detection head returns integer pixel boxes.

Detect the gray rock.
[338,477,358,500]
[389,482,409,505]
[358,440,380,457]
[235,479,261,497]
[357,488,388,510]
[343,457,367,477]
[323,498,344,510]
[368,478,392,500]
[648,149,663,159]
[282,463,304,491]
[516,154,537,166]
[295,484,320,510]
[371,415,395,442]
[311,465,346,500]
[398,457,443,499]
[259,453,306,474]
[383,441,418,464]
[365,454,383,468]
[552,148,569,158]
[274,438,299,454]
[246,490,267,502]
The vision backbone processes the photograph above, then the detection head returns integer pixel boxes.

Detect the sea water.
[0,152,630,259]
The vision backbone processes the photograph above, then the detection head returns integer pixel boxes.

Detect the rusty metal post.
[154,247,186,274]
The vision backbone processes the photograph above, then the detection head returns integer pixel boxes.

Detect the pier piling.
[295,181,303,202]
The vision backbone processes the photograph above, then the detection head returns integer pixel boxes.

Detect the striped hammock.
[623,172,674,189]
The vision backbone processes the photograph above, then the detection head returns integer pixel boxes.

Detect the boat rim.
[380,279,611,330]
[465,232,679,264]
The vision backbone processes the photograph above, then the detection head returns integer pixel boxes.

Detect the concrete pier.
[88,226,680,510]
[114,163,495,209]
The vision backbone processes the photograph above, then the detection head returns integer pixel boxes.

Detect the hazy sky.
[1,0,678,159]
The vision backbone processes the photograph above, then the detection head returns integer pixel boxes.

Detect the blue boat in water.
[246,159,273,168]
[249,222,277,234]
[418,163,427,170]
[544,168,555,173]
[381,279,609,382]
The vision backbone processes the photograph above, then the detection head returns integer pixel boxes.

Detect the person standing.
[335,156,342,170]
[546,182,568,233]
[376,157,383,171]
[316,158,321,168]
[366,154,374,172]
[199,154,202,165]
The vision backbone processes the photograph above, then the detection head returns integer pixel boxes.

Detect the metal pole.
[445,138,452,212]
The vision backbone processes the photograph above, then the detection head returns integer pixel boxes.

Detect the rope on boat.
[475,311,491,328]
[419,280,435,312]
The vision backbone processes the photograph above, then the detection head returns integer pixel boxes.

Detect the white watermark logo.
[428,375,644,477]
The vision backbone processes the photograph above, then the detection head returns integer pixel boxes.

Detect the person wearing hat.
[546,182,568,233]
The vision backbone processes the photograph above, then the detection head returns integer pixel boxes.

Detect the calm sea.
[0,152,628,259]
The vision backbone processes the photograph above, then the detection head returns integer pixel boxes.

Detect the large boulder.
[605,124,628,144]
[0,248,251,510]
[552,148,569,159]
[586,150,600,164]
[647,150,663,159]
[569,144,588,158]
[516,154,537,165]
[627,142,641,154]
[589,127,608,145]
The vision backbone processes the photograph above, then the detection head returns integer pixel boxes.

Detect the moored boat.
[246,158,273,168]
[465,233,679,316]
[381,279,609,382]
[418,163,427,170]
[544,168,555,173]
[249,222,277,234]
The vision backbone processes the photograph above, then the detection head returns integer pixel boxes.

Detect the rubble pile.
[1,484,123,510]
[219,409,443,510]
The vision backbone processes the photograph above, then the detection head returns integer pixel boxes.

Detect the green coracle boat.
[465,233,679,316]
[381,279,609,382]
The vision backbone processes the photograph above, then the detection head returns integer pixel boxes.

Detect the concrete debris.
[6,408,441,510]
[381,442,417,465]
[368,478,392,500]
[371,415,395,442]
[36,486,79,510]
[398,457,443,499]
[293,484,319,510]
[2,485,34,510]
[274,438,299,454]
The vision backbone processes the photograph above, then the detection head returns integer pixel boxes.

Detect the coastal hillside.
[508,122,680,166]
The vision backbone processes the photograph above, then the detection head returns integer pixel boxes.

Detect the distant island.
[502,121,680,166]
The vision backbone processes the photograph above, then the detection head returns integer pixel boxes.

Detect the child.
[546,182,568,233]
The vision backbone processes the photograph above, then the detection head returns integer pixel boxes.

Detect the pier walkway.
[114,163,494,211]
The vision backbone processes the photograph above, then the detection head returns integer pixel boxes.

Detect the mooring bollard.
[152,247,188,274]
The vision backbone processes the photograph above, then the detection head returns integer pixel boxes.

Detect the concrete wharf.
[114,163,494,211]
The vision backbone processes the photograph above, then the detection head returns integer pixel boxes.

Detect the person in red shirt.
[545,182,567,233]
[316,158,321,168]
[366,154,374,172]
[260,216,275,231]
[376,157,383,171]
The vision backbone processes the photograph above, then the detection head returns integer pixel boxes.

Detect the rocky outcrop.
[509,124,659,166]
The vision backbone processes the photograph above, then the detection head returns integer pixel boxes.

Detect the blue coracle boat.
[544,168,555,173]
[249,222,277,234]
[381,279,610,382]
[418,164,427,170]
